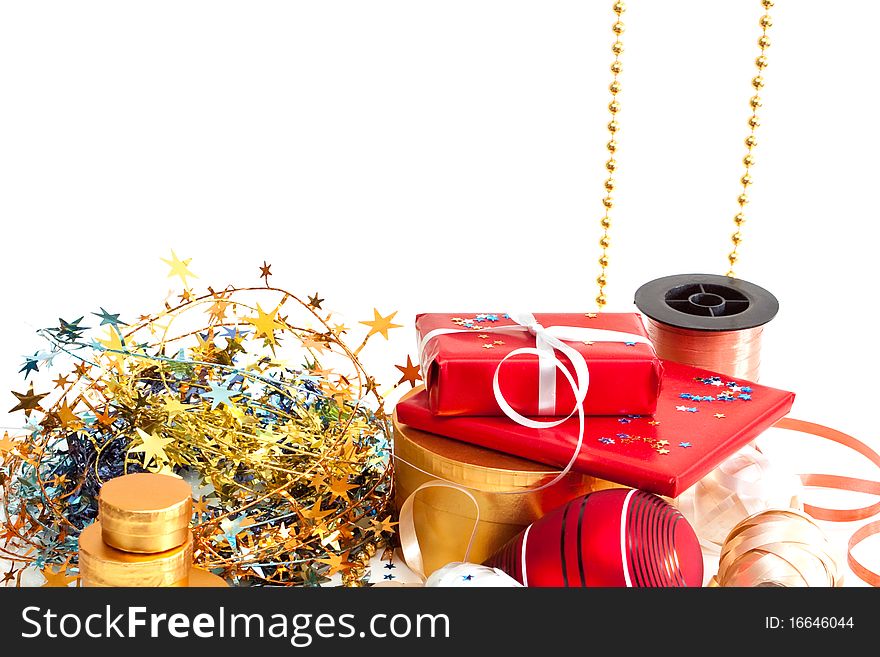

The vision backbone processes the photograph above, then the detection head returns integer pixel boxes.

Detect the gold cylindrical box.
[187,567,229,587]
[393,402,617,576]
[79,522,193,587]
[99,472,192,553]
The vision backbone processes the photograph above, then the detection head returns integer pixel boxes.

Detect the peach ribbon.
[774,417,880,586]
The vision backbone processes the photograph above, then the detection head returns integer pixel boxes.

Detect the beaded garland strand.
[595,0,776,308]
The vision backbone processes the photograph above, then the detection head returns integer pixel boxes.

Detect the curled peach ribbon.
[773,417,880,586]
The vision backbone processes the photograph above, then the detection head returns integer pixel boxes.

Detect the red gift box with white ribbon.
[416,312,662,417]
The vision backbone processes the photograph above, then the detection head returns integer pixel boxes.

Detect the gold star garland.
[1,254,402,586]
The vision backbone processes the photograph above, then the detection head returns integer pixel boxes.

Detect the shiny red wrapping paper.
[395,360,795,497]
[416,312,662,416]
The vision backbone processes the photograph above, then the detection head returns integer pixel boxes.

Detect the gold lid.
[187,567,229,587]
[392,389,616,574]
[99,472,192,553]
[78,521,193,587]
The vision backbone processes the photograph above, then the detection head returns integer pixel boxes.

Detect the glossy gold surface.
[79,522,193,587]
[99,473,192,552]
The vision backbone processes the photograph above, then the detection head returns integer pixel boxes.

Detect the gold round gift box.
[78,522,193,587]
[98,472,193,553]
[187,568,229,587]
[393,391,617,576]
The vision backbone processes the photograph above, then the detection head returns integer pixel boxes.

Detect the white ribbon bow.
[418,311,652,415]
[417,312,654,491]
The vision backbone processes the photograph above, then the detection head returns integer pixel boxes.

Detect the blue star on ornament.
[383,573,396,580]
[462,574,474,581]
[384,563,396,570]
[701,396,714,402]
[679,442,692,448]
[741,386,753,393]
[680,393,692,400]
[616,432,629,439]
[624,341,637,347]
[738,394,752,401]
[598,437,615,445]
[687,407,698,413]
[618,418,631,424]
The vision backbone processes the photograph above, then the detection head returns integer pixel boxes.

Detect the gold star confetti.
[359,309,402,340]
[478,334,489,339]
[714,413,726,419]
[259,261,272,285]
[371,515,398,536]
[482,343,494,349]
[161,249,197,288]
[493,340,505,345]
[0,432,18,454]
[308,293,324,310]
[585,313,598,318]
[129,428,173,469]
[41,562,77,588]
[648,420,661,426]
[244,303,285,346]
[316,550,351,576]
[9,384,49,417]
[657,448,670,455]
[394,355,422,388]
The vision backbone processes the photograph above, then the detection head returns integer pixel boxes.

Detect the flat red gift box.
[395,360,795,497]
[416,312,662,416]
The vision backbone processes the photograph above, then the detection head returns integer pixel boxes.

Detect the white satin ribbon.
[418,312,652,415]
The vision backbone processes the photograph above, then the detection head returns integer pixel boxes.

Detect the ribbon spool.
[634,274,778,381]
[678,444,803,549]
[712,508,843,587]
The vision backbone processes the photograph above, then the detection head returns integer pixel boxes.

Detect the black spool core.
[634,273,778,332]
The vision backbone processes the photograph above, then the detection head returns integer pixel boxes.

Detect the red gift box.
[416,312,662,416]
[395,360,795,498]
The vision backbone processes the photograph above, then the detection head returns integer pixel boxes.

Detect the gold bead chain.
[595,0,774,307]
[727,0,773,277]
[595,0,626,309]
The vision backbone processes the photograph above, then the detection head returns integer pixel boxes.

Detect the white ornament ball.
[424,562,522,587]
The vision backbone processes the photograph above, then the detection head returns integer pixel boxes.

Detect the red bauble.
[485,488,703,587]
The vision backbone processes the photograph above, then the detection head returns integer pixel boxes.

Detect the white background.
[0,1,877,584]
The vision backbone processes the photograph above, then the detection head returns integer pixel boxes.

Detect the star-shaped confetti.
[161,250,197,288]
[394,355,422,388]
[9,384,49,417]
[359,309,402,340]
[129,428,173,468]
[307,292,324,310]
[201,380,239,410]
[316,551,350,576]
[259,261,272,285]
[92,307,127,328]
[41,563,78,588]
[244,303,285,346]
[371,515,398,536]
[714,413,726,419]
[679,442,692,448]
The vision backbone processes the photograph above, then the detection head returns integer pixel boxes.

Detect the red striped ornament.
[485,488,703,587]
